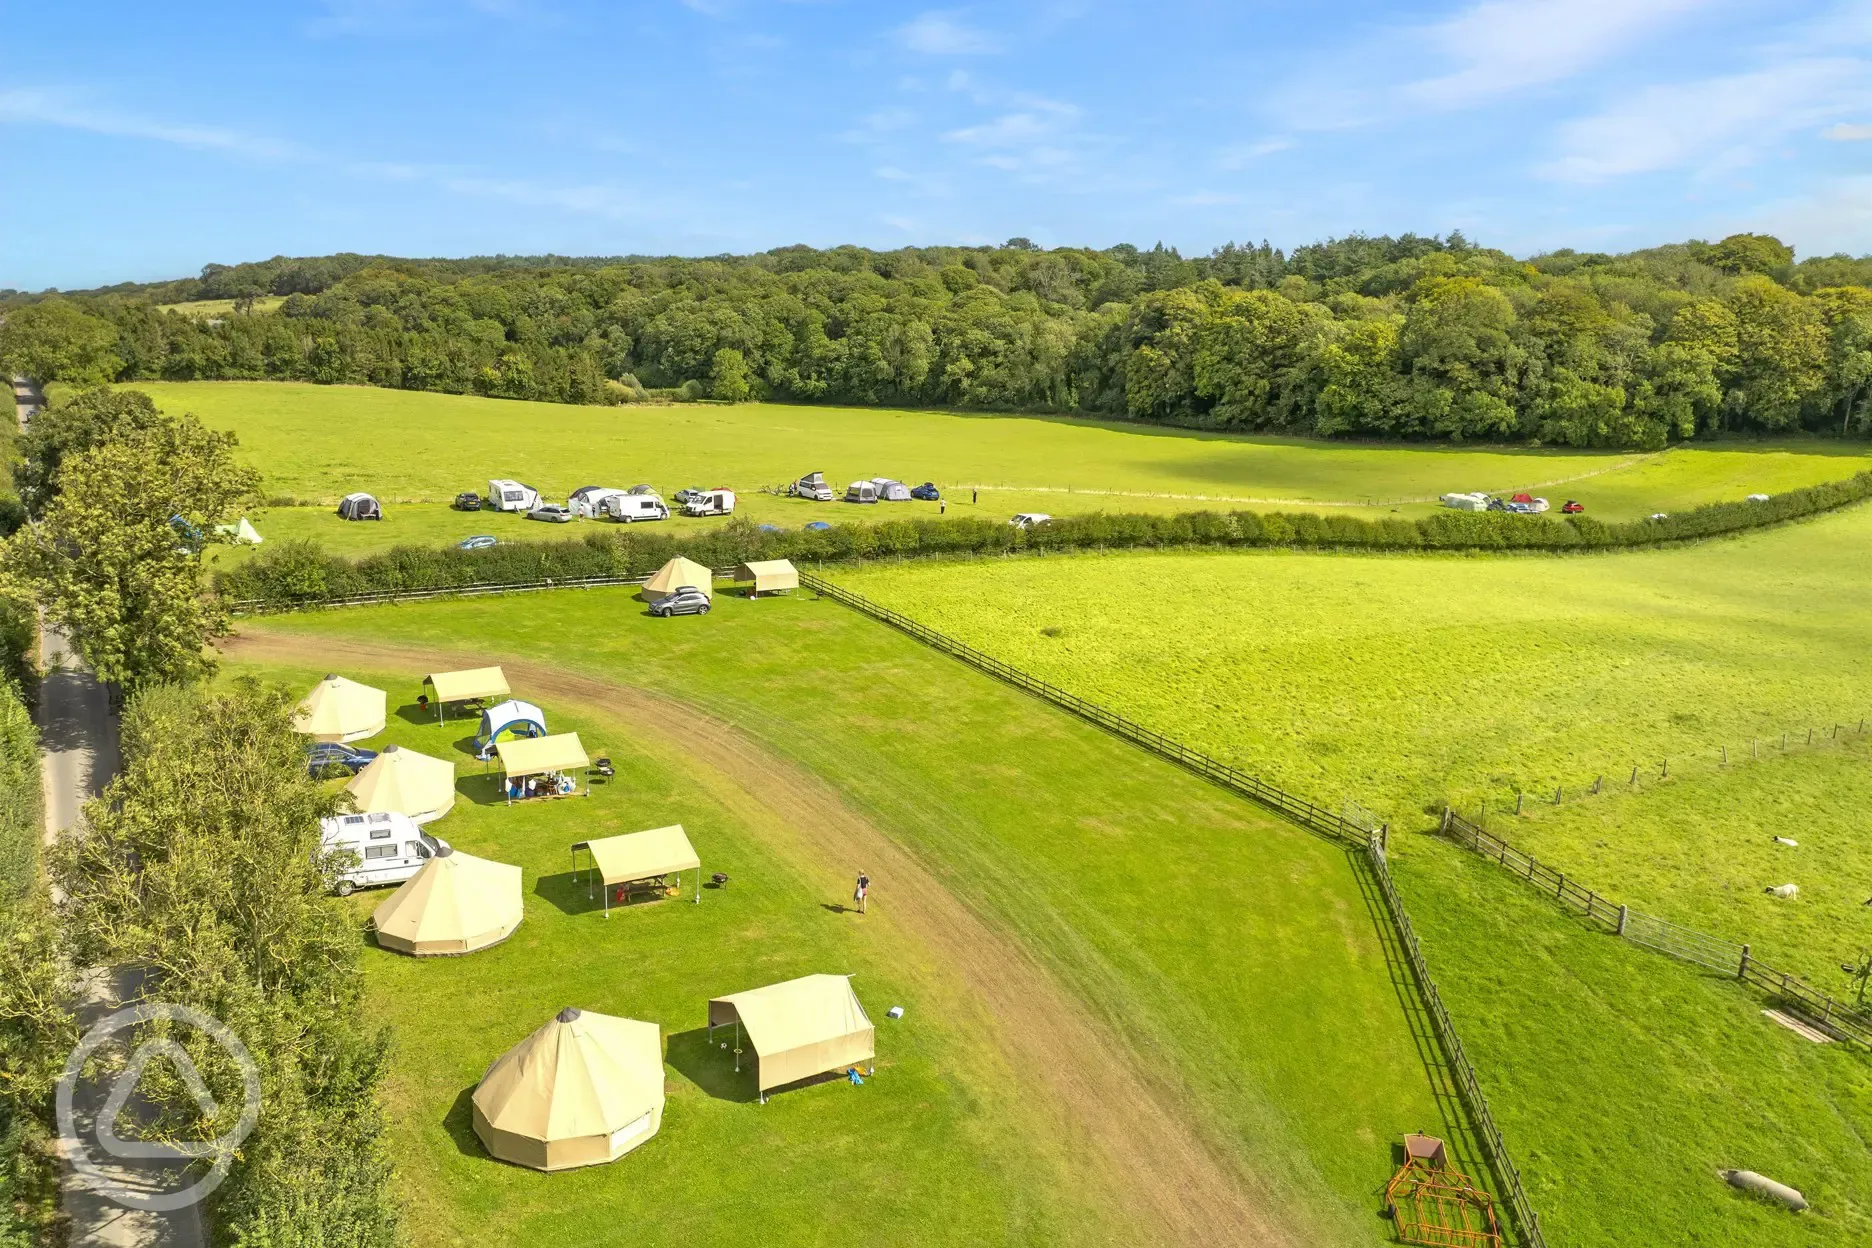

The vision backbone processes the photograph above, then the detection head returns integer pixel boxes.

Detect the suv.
[527,503,573,523]
[452,491,482,511]
[1560,500,1584,514]
[307,742,378,779]
[910,482,941,501]
[672,487,705,504]
[651,586,711,618]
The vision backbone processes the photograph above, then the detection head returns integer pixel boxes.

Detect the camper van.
[601,493,670,523]
[792,471,834,501]
[320,811,448,896]
[487,479,541,513]
[844,480,879,504]
[681,488,736,517]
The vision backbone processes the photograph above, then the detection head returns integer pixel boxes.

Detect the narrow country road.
[14,378,207,1248]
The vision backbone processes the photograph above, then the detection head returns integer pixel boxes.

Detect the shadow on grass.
[396,702,439,727]
[534,871,679,916]
[443,1085,488,1161]
[457,772,511,807]
[666,1028,758,1103]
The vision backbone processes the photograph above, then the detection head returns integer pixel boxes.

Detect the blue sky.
[4,0,1872,290]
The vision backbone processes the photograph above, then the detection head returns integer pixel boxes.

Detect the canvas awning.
[346,744,456,824]
[497,733,589,778]
[424,666,510,705]
[292,674,386,744]
[707,974,874,1096]
[643,556,714,601]
[372,847,523,956]
[582,825,699,885]
[472,1006,665,1172]
[736,559,798,595]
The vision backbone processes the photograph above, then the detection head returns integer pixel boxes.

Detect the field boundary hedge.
[217,470,1872,612]
[799,571,1549,1248]
[1438,809,1872,1050]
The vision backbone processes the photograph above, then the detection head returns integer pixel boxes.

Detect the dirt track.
[226,629,1298,1247]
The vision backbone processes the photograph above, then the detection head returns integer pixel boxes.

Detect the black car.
[307,742,378,779]
[910,482,941,501]
[453,491,482,511]
[650,586,711,618]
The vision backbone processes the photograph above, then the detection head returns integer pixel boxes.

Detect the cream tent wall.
[736,560,799,596]
[292,674,386,744]
[346,744,457,824]
[643,557,714,602]
[707,974,874,1097]
[473,1007,665,1171]
[372,847,523,956]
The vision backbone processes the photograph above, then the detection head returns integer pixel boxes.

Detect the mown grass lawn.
[230,586,1466,1247]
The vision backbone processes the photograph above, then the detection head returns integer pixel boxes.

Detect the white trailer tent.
[736,559,798,598]
[571,825,703,916]
[472,1007,665,1171]
[293,674,387,743]
[844,480,879,503]
[706,975,874,1102]
[336,493,382,521]
[871,478,912,502]
[422,666,511,723]
[496,733,590,802]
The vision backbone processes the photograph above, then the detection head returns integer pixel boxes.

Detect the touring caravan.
[1439,492,1490,512]
[487,480,541,513]
[871,478,912,502]
[601,493,670,523]
[681,489,736,517]
[792,471,834,502]
[844,480,879,504]
[320,811,448,896]
[567,485,627,519]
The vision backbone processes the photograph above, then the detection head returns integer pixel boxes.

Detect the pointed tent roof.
[472,1007,665,1171]
[372,847,523,956]
[292,674,387,744]
[643,557,714,601]
[346,744,457,824]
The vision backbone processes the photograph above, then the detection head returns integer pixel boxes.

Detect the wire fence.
[1439,809,1872,1050]
[799,570,1548,1248]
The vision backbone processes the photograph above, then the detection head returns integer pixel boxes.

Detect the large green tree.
[14,386,164,517]
[0,299,122,386]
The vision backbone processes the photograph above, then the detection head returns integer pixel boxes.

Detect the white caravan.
[601,493,670,523]
[487,479,541,513]
[681,488,736,517]
[320,811,449,896]
[1009,512,1053,529]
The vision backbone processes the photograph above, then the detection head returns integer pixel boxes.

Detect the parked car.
[452,491,483,511]
[1746,493,1771,503]
[1649,512,1669,521]
[910,482,941,501]
[650,586,712,618]
[1560,500,1585,514]
[673,487,705,504]
[527,504,573,523]
[681,488,736,517]
[307,742,378,780]
[1009,512,1052,529]
[320,812,448,896]
[457,534,498,550]
[804,521,832,531]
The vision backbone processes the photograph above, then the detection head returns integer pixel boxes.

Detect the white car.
[1010,512,1052,529]
[320,812,448,896]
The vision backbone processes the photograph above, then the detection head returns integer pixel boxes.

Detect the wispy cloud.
[0,88,294,158]
[1823,122,1872,140]
[898,11,1003,55]
[1215,137,1292,169]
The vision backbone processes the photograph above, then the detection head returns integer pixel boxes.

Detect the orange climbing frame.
[1385,1135,1503,1248]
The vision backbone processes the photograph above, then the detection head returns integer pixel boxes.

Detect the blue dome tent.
[475,700,547,760]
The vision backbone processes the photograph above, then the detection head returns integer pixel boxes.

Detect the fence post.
[1738,944,1751,981]
[1661,758,1668,779]
[1554,785,1562,805]
[1808,728,1814,745]
[1593,775,1602,794]
[1515,792,1524,815]
[1616,904,1628,936]
[1721,746,1727,766]
[1629,765,1638,787]
[1381,823,1390,855]
[1753,738,1758,759]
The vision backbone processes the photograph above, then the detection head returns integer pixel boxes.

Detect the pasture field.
[118,382,1868,554]
[223,586,1466,1247]
[152,296,286,317]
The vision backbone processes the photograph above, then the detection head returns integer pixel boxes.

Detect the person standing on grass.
[971,488,978,505]
[940,499,946,515]
[854,870,869,914]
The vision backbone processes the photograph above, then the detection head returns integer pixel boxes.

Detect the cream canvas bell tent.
[707,974,874,1101]
[346,744,457,824]
[642,556,714,602]
[371,846,523,956]
[736,559,798,597]
[293,674,386,744]
[472,1007,665,1171]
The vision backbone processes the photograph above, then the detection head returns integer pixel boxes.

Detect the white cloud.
[1824,122,1872,140]
[1542,58,1872,182]
[1215,137,1292,169]
[1749,176,1872,255]
[0,88,293,158]
[899,11,1003,55]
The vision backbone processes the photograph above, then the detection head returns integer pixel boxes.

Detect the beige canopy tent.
[707,974,874,1101]
[345,744,457,824]
[472,1006,665,1171]
[371,846,523,956]
[495,733,590,802]
[642,556,714,602]
[736,559,798,597]
[422,666,511,723]
[292,674,386,744]
[572,825,702,916]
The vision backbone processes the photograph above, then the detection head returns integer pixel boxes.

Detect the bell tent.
[475,699,548,759]
[642,557,714,603]
[346,744,457,824]
[293,674,386,744]
[371,846,523,956]
[421,666,511,723]
[736,559,798,598]
[336,493,382,521]
[707,974,874,1101]
[472,1007,665,1171]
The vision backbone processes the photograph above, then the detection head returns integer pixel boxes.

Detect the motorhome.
[487,479,541,513]
[601,493,670,523]
[319,811,448,896]
[792,471,834,501]
[681,488,736,517]
[567,485,628,518]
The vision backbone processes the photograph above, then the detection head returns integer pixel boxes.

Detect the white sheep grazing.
[1766,883,1799,899]
[1771,836,1798,847]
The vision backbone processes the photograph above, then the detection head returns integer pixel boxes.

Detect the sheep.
[1765,883,1799,899]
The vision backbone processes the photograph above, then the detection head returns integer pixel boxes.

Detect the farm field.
[153,295,286,317]
[118,381,1868,547]
[221,587,1466,1247]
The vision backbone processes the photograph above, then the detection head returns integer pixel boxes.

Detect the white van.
[487,479,541,513]
[320,811,448,896]
[602,493,669,523]
[681,488,736,517]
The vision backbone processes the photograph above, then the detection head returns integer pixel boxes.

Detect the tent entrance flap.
[571,825,702,916]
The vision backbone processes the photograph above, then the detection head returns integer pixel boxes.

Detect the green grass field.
[225,586,1467,1246]
[153,296,286,317]
[121,383,1867,559]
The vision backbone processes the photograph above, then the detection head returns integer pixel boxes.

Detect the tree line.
[5,233,1872,448]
